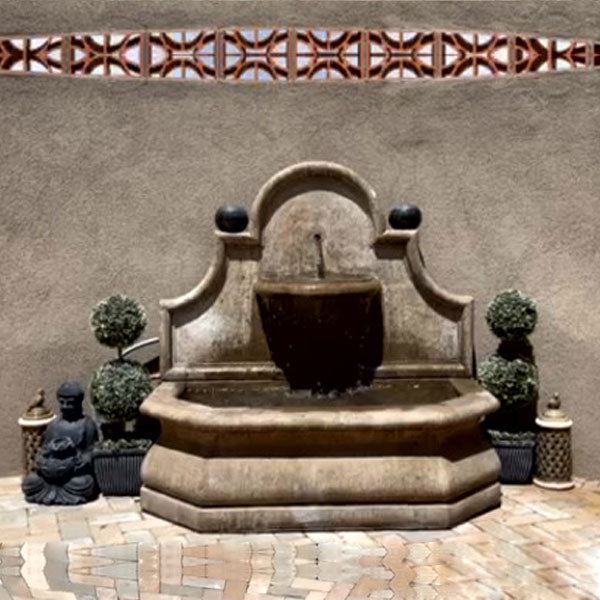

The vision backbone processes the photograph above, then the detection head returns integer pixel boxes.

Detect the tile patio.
[1,476,600,599]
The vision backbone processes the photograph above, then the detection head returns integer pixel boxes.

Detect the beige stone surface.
[142,447,500,506]
[140,484,502,532]
[1,1,600,480]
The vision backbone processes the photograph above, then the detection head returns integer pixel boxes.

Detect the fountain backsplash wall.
[162,163,471,382]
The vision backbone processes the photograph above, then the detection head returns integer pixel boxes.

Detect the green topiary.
[487,429,535,445]
[95,438,153,451]
[485,289,537,340]
[478,355,538,409]
[90,360,153,423]
[90,295,147,355]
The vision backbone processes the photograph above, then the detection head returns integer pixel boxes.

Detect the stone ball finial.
[388,204,422,230]
[215,205,249,233]
[57,381,85,400]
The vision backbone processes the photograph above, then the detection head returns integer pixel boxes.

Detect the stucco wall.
[1,0,599,477]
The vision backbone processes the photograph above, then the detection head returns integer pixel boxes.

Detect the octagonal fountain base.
[141,379,500,532]
[140,162,502,532]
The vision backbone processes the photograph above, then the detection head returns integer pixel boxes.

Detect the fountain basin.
[255,274,383,392]
[140,378,501,531]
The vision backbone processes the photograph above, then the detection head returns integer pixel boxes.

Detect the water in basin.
[181,379,458,409]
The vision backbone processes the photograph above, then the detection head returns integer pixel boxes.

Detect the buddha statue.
[22,381,98,505]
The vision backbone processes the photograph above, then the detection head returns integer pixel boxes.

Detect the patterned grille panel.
[1,29,598,81]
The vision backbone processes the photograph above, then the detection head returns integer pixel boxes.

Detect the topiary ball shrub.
[91,360,153,423]
[486,289,537,340]
[487,430,536,445]
[478,355,538,409]
[97,438,153,451]
[90,295,147,351]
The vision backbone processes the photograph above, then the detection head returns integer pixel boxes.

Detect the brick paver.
[1,475,600,598]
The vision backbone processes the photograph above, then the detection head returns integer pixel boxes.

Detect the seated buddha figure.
[22,381,98,505]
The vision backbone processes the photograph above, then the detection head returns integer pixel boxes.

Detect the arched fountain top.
[159,162,475,382]
[247,161,386,240]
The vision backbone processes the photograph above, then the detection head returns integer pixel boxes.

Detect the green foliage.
[90,295,147,351]
[95,438,152,451]
[91,360,152,423]
[486,289,537,340]
[487,429,536,445]
[478,355,538,409]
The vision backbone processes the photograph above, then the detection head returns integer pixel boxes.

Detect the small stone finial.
[537,392,571,427]
[23,389,54,421]
[548,392,561,410]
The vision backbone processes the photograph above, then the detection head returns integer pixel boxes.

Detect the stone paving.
[2,476,600,599]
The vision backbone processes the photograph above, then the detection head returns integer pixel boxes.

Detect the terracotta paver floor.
[2,476,600,599]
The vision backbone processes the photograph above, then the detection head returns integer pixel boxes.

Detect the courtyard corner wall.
[1,0,599,477]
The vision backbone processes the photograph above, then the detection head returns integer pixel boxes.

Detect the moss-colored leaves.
[485,289,537,340]
[90,359,152,423]
[90,295,147,351]
[479,355,538,409]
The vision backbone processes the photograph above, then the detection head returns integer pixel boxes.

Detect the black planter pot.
[92,448,147,496]
[493,439,536,484]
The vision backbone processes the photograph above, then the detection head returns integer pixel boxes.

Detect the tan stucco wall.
[1,1,599,477]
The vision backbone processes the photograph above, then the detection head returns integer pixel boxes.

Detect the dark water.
[182,379,458,409]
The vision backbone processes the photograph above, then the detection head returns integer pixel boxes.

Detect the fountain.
[140,162,501,531]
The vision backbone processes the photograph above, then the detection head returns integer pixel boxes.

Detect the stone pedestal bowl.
[254,274,383,393]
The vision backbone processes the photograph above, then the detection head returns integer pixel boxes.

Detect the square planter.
[493,439,535,484]
[92,447,147,496]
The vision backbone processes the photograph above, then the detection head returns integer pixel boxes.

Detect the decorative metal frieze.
[71,33,144,77]
[1,29,598,81]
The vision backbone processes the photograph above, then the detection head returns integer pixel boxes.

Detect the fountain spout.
[314,233,325,279]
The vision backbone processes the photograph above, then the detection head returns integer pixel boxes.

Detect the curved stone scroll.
[159,161,474,381]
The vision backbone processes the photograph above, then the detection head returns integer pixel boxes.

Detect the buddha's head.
[56,381,85,421]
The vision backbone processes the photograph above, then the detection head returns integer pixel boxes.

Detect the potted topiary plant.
[478,289,539,483]
[89,295,154,495]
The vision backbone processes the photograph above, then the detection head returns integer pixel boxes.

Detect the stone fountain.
[140,162,501,531]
